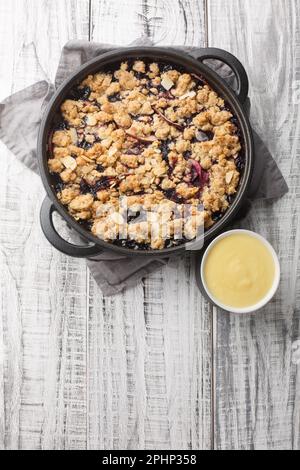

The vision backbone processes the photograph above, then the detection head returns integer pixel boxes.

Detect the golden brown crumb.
[48,60,242,249]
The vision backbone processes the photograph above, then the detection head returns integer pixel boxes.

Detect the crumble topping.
[47,60,243,250]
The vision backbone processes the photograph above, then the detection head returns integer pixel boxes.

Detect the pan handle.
[40,196,103,258]
[195,47,249,104]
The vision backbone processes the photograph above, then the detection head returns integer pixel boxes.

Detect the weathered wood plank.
[208,0,300,450]
[0,0,90,450]
[4,0,298,451]
[88,0,212,450]
[90,0,206,46]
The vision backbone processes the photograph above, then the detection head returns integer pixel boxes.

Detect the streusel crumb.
[48,60,243,250]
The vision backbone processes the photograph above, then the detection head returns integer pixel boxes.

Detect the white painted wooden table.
[0,0,299,451]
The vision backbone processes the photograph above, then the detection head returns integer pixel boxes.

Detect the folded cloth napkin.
[0,39,288,295]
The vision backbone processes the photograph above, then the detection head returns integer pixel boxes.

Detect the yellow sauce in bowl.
[203,232,276,309]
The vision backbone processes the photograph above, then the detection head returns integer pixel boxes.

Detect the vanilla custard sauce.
[203,233,276,309]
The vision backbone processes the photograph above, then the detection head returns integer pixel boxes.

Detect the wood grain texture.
[89,0,212,450]
[1,0,299,451]
[90,0,206,46]
[87,256,212,450]
[89,0,211,449]
[0,0,90,450]
[0,0,212,451]
[208,0,300,450]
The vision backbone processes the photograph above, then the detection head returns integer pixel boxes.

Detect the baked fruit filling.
[47,60,243,250]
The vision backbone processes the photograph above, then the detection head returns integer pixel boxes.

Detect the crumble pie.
[47,60,243,250]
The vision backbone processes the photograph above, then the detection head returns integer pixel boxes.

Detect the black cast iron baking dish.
[38,47,254,258]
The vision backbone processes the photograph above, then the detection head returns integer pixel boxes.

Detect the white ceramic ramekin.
[200,229,281,314]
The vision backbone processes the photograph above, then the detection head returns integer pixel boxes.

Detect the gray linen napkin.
[0,39,288,295]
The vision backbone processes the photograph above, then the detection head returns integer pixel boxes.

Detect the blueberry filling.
[127,210,149,224]
[183,116,194,126]
[188,160,209,188]
[230,116,242,137]
[163,189,184,204]
[167,167,173,177]
[190,166,199,182]
[94,177,112,191]
[161,64,178,73]
[195,130,214,142]
[133,71,148,80]
[54,120,69,131]
[156,84,166,94]
[125,147,142,155]
[67,86,91,101]
[79,179,91,194]
[160,140,171,162]
[108,93,121,102]
[113,239,150,250]
[183,150,192,160]
[160,91,175,100]
[78,140,93,150]
[51,173,65,193]
[145,81,154,91]
[80,176,112,197]
[212,211,223,222]
[235,155,245,171]
[130,114,142,121]
[191,73,205,87]
[127,211,141,224]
